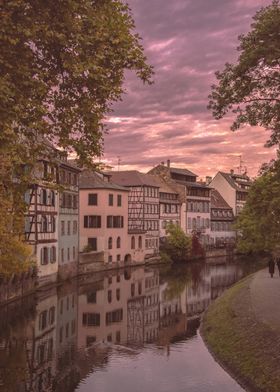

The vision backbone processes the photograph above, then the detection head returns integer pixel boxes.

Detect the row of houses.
[24,152,252,284]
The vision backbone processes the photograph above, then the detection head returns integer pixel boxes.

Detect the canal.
[0,259,263,391]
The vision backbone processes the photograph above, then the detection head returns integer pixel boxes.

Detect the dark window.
[109,194,113,206]
[83,313,100,327]
[108,237,113,249]
[117,236,121,248]
[131,236,135,249]
[42,189,47,205]
[107,215,124,228]
[88,193,98,206]
[87,291,97,303]
[117,195,122,206]
[41,247,48,265]
[84,215,101,228]
[39,310,48,330]
[131,283,135,297]
[116,288,120,301]
[138,236,142,249]
[88,237,97,251]
[105,309,123,325]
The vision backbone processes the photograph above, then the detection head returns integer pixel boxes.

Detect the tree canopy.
[0,0,153,273]
[208,1,280,147]
[236,157,280,253]
[161,223,192,263]
[1,0,153,163]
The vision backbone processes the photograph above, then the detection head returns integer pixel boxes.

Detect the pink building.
[79,171,131,265]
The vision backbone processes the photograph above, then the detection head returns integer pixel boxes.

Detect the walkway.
[250,267,280,331]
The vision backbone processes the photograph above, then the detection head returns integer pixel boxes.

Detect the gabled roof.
[169,167,197,177]
[211,189,232,209]
[79,170,128,191]
[148,175,178,194]
[219,172,250,192]
[108,170,159,187]
[174,179,210,189]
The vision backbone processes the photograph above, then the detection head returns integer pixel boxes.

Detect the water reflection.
[0,260,258,392]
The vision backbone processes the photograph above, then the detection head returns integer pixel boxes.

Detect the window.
[67,221,71,235]
[107,215,124,228]
[117,236,121,248]
[49,307,55,324]
[109,194,113,206]
[67,247,70,261]
[50,246,56,263]
[108,237,113,249]
[41,189,47,205]
[138,236,142,249]
[87,291,97,303]
[61,221,65,236]
[83,313,100,327]
[73,220,78,234]
[117,254,121,262]
[131,236,135,249]
[84,215,101,228]
[41,247,48,265]
[39,310,48,330]
[73,246,76,260]
[88,238,97,251]
[88,193,98,206]
[73,195,78,209]
[42,216,48,233]
[50,191,55,206]
[61,248,64,262]
[116,288,120,300]
[105,309,123,325]
[138,282,142,295]
[108,255,113,263]
[131,283,135,297]
[50,216,56,233]
[117,195,122,206]
[188,217,192,229]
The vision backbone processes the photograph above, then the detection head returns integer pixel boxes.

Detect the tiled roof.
[108,170,160,187]
[219,172,250,191]
[79,170,128,191]
[175,179,210,189]
[169,167,197,177]
[211,189,231,209]
[149,175,178,194]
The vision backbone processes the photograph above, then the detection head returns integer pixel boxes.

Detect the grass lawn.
[201,275,280,392]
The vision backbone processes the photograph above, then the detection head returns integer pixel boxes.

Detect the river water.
[0,258,262,392]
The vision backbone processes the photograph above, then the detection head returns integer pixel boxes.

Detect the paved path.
[250,268,280,331]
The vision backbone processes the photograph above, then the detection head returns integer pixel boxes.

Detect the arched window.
[138,236,142,249]
[108,237,112,249]
[131,236,135,249]
[116,236,121,249]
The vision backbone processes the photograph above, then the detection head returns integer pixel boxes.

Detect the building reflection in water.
[0,261,248,391]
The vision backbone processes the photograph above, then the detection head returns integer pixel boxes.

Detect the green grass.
[201,276,280,392]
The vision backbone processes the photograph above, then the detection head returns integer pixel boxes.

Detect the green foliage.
[236,157,280,252]
[161,223,192,263]
[0,1,153,270]
[208,1,280,146]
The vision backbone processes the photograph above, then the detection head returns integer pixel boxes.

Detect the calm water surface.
[0,259,262,392]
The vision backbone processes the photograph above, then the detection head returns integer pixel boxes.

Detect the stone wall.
[0,268,37,305]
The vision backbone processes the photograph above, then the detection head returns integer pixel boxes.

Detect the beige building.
[79,170,131,265]
[210,170,252,216]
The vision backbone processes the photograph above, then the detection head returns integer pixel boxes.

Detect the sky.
[103,0,276,178]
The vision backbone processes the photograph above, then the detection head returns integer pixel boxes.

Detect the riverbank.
[201,269,280,392]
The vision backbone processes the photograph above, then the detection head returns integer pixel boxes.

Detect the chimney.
[167,159,170,168]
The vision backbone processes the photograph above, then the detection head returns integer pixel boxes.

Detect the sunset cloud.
[104,0,276,177]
